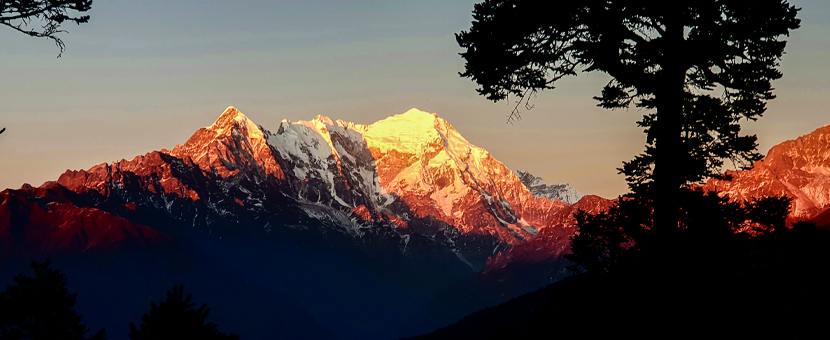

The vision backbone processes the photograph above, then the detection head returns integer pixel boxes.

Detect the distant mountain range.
[2,107,829,339]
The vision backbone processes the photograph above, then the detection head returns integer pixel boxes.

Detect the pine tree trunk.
[653,9,686,232]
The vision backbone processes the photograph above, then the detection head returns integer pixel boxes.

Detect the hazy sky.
[2,0,829,198]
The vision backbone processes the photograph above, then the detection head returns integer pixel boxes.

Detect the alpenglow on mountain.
[2,107,598,270]
[704,123,830,225]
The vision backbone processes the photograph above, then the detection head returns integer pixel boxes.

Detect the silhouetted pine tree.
[456,0,801,231]
[0,260,106,340]
[129,285,238,340]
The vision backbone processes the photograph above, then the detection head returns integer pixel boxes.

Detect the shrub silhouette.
[129,284,238,340]
[566,188,796,275]
[0,259,106,340]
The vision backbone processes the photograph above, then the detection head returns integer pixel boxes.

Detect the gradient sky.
[2,0,829,198]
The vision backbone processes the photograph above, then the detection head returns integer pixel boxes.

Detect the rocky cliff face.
[704,123,830,225]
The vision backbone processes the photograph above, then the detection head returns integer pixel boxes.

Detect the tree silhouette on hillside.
[129,285,239,340]
[0,260,106,340]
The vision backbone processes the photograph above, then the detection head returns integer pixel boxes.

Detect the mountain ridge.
[704,122,830,225]
[5,107,591,271]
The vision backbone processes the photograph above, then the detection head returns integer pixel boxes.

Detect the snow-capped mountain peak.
[358,108,449,154]
[514,170,584,205]
[206,106,269,148]
[171,105,283,179]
